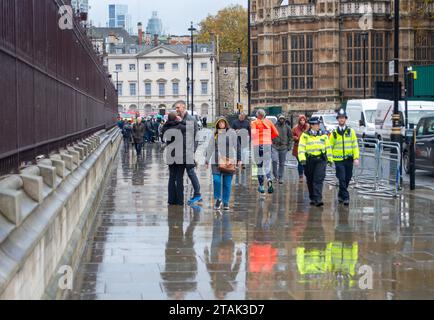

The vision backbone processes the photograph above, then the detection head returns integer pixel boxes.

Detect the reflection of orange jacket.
[251,119,279,146]
[248,244,278,273]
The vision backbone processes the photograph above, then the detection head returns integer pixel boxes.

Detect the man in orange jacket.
[251,109,279,194]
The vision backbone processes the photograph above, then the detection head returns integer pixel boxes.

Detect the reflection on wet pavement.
[70,143,434,300]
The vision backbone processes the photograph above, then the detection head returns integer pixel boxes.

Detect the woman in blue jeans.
[206,118,241,211]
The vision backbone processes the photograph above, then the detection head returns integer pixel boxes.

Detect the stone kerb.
[0,130,111,299]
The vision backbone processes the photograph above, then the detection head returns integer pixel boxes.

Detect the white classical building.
[107,43,217,121]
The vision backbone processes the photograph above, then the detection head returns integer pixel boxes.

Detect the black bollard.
[409,128,416,191]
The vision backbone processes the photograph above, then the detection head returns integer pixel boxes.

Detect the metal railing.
[0,0,118,176]
[325,138,402,198]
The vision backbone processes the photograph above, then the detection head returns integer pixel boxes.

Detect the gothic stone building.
[217,52,249,117]
[250,0,434,113]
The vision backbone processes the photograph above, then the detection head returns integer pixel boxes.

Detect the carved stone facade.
[250,0,434,112]
[217,53,249,117]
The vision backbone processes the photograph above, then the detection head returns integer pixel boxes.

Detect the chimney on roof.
[138,22,143,46]
[153,34,159,47]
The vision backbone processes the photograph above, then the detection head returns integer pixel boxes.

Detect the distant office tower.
[71,0,89,14]
[146,11,163,36]
[108,4,132,34]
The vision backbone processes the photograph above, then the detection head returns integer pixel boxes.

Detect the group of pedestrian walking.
[121,104,360,212]
[119,116,166,157]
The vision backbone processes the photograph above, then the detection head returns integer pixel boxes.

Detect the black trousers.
[304,157,327,203]
[168,165,186,205]
[335,159,354,201]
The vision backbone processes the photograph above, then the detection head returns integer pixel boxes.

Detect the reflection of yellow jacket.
[297,242,358,276]
[296,247,327,275]
[326,242,359,276]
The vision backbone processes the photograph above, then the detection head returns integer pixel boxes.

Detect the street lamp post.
[391,0,401,144]
[247,0,252,116]
[210,55,215,122]
[188,22,197,114]
[186,54,190,111]
[237,48,242,113]
[362,32,368,100]
[114,70,120,110]
[390,0,403,188]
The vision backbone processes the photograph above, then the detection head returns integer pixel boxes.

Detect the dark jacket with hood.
[272,120,292,151]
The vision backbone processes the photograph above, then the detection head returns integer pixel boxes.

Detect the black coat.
[232,119,251,137]
[162,120,187,164]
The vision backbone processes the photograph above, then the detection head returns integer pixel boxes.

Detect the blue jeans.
[213,174,233,205]
[254,145,272,186]
[186,165,201,198]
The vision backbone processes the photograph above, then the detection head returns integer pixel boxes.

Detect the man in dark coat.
[121,120,133,153]
[175,100,202,205]
[132,118,146,157]
[272,115,292,184]
[162,112,187,206]
[232,112,251,168]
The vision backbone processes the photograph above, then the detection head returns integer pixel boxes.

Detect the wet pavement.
[70,141,434,300]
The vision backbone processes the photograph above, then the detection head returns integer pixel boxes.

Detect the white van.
[346,99,389,139]
[375,100,434,141]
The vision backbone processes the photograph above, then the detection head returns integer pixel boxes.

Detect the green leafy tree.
[197,5,248,65]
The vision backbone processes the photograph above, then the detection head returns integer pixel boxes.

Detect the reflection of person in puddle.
[327,205,359,295]
[296,206,327,279]
[247,199,278,299]
[160,206,199,299]
[204,213,242,300]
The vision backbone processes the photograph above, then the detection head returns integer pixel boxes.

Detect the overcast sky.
[88,0,246,35]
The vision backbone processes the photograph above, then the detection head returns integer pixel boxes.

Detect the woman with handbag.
[206,117,241,211]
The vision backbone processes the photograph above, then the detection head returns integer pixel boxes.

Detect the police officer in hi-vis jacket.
[329,109,360,206]
[298,117,333,207]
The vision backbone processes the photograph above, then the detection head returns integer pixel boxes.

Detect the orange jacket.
[251,118,279,146]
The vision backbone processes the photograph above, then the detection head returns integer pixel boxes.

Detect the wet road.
[70,142,434,300]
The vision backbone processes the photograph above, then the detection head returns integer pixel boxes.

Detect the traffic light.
[237,103,244,113]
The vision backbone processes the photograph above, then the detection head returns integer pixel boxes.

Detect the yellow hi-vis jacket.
[329,127,360,162]
[298,131,333,163]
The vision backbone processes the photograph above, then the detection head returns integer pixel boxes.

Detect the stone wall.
[0,128,121,300]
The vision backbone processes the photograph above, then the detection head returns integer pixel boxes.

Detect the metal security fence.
[324,138,402,198]
[0,0,118,175]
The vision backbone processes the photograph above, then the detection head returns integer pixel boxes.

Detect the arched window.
[129,104,138,111]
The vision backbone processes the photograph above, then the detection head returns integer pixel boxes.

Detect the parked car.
[375,100,434,141]
[403,114,434,174]
[346,99,389,139]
